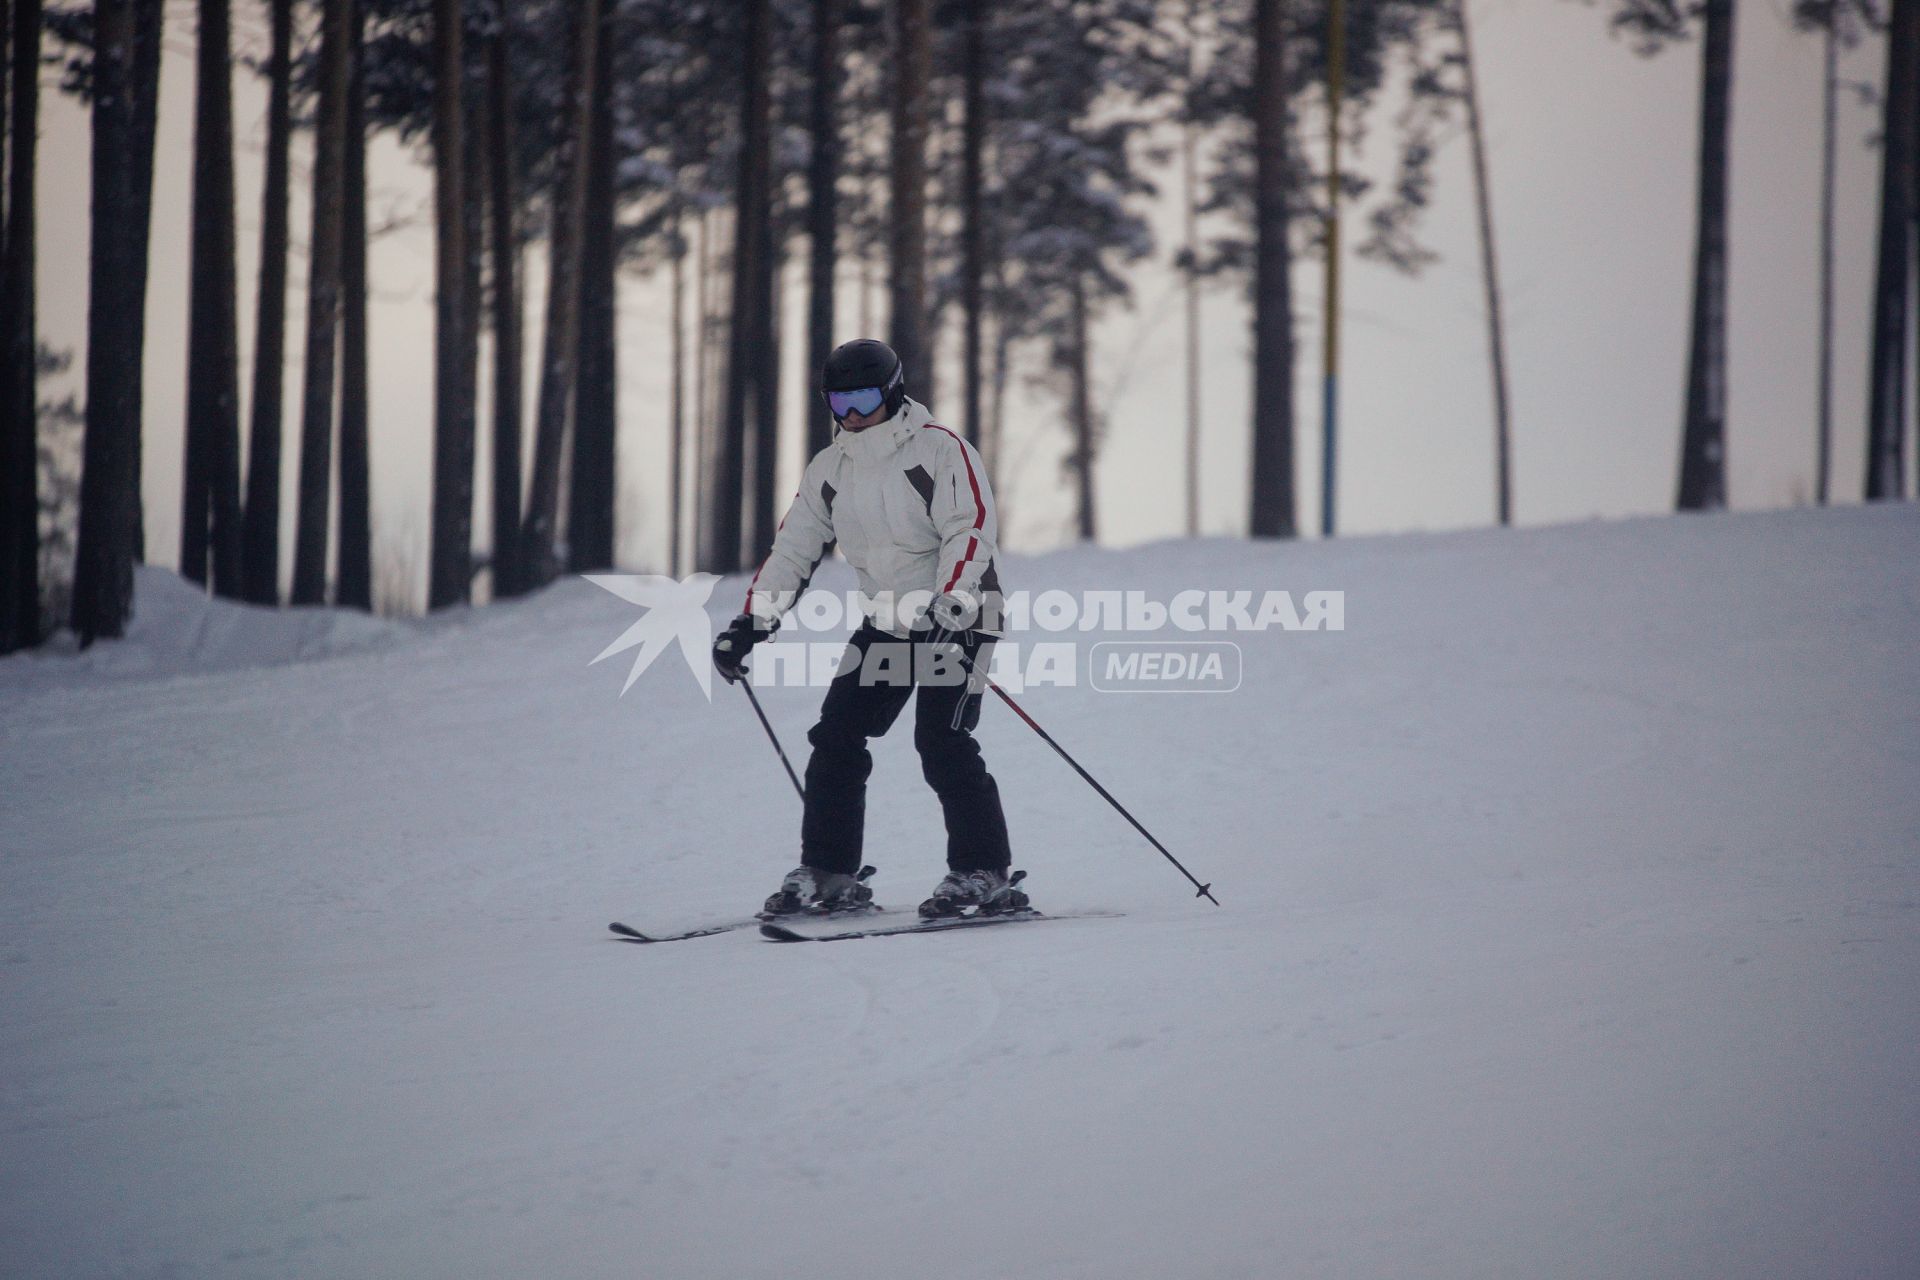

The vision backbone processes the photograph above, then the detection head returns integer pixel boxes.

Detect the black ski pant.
[800,624,1012,877]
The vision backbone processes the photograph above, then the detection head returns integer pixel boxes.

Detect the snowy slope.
[3,507,1917,1280]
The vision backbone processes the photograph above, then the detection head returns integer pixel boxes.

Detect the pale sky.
[28,0,1904,612]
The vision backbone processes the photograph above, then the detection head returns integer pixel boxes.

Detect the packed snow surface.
[3,507,1917,1279]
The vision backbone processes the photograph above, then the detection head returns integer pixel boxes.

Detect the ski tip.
[608,922,653,941]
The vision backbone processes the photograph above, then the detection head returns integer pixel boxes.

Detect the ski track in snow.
[2,507,1918,1279]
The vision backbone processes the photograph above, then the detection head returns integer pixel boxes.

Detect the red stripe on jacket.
[923,423,985,593]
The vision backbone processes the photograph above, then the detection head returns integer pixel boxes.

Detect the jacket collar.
[834,398,929,464]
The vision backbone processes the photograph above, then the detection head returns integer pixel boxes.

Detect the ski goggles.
[826,386,887,419]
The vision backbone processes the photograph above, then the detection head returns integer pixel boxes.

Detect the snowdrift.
[1,566,406,685]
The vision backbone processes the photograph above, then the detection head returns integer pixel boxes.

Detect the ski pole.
[737,677,805,802]
[934,635,1220,905]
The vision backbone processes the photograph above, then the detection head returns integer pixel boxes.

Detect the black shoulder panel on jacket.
[903,465,935,513]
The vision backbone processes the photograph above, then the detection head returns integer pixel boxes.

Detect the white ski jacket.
[745,398,1003,636]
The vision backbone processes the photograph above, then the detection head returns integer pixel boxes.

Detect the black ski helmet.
[822,338,907,419]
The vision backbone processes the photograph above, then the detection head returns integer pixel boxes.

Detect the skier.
[712,338,1026,921]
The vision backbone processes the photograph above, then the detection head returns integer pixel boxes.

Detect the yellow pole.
[1322,0,1345,537]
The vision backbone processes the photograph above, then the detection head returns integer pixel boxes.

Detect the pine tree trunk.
[920,294,942,409]
[1183,113,1201,536]
[207,9,245,597]
[179,11,212,589]
[1456,0,1514,527]
[426,0,471,607]
[0,0,40,650]
[888,0,931,384]
[670,218,686,576]
[1182,0,1201,538]
[126,0,161,565]
[242,0,292,605]
[336,3,371,610]
[1319,0,1344,538]
[981,174,1008,494]
[710,0,768,573]
[569,9,618,573]
[522,0,601,587]
[2,0,9,230]
[1249,0,1296,538]
[693,207,712,562]
[1816,12,1838,505]
[181,0,245,599]
[1070,274,1096,542]
[960,0,986,448]
[1865,0,1917,500]
[487,17,522,599]
[290,0,352,605]
[750,210,779,556]
[457,73,483,575]
[858,230,872,336]
[807,0,842,460]
[1676,0,1733,511]
[697,210,711,446]
[72,0,141,643]
[988,259,1011,498]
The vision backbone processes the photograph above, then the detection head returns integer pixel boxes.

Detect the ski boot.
[759,865,878,920]
[918,868,1030,919]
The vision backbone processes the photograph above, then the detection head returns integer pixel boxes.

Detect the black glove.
[712,613,770,685]
[927,590,978,633]
[925,590,980,651]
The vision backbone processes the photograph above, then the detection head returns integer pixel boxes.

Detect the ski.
[609,905,885,944]
[758,909,1121,943]
[608,919,762,944]
[610,866,884,943]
